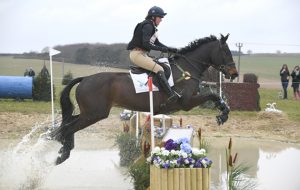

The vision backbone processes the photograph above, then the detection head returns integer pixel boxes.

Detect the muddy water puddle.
[208,137,300,190]
[0,138,133,190]
[0,137,300,190]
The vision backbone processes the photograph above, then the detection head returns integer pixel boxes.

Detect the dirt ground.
[0,111,299,148]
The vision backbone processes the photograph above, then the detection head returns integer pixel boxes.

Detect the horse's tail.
[60,77,84,124]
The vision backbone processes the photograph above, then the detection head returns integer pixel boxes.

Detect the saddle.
[130,58,171,88]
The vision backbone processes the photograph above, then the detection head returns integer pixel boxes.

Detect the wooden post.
[150,166,155,189]
[185,168,191,190]
[202,168,209,190]
[168,169,174,190]
[156,166,161,190]
[174,168,180,190]
[162,169,168,190]
[191,168,197,190]
[179,168,185,190]
[196,168,203,190]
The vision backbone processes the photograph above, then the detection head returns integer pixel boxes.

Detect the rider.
[127,6,179,103]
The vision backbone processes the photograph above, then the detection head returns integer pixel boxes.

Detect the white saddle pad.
[129,58,174,93]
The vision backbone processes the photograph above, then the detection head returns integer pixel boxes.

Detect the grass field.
[0,56,127,86]
[0,55,299,122]
[233,54,300,88]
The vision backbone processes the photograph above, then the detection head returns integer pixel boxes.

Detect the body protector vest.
[127,19,167,52]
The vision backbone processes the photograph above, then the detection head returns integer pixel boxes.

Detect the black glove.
[168,47,178,53]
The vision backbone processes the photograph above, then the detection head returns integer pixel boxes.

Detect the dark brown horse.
[51,34,238,164]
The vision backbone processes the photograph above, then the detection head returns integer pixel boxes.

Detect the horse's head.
[210,34,238,80]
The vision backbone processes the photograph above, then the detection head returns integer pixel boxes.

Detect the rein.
[171,54,208,83]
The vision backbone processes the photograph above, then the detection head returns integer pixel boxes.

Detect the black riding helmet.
[146,6,167,18]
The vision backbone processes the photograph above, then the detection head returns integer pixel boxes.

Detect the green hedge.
[33,65,55,101]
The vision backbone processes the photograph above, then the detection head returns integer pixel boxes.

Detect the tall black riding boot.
[157,71,178,103]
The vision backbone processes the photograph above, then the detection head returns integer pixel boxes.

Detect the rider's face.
[154,17,162,26]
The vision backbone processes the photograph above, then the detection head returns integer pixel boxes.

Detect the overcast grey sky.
[0,0,299,53]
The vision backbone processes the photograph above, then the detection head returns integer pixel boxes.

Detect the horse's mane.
[178,35,217,54]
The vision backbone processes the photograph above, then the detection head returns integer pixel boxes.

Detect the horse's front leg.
[215,98,230,125]
[182,93,230,125]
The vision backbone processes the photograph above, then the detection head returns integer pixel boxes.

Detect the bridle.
[217,41,236,76]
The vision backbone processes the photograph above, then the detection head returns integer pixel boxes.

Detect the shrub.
[33,65,54,101]
[128,160,150,190]
[62,71,73,85]
[115,133,141,167]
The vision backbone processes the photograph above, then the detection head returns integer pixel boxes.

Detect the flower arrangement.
[147,137,212,169]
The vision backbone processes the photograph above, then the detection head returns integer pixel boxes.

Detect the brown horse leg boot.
[157,71,178,104]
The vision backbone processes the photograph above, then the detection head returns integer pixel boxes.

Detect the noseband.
[219,62,235,74]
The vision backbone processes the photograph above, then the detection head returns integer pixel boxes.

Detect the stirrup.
[173,90,183,98]
[167,93,178,103]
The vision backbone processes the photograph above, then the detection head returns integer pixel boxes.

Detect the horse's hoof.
[55,156,64,165]
[216,114,228,125]
[55,148,71,165]
[216,116,223,125]
[55,154,68,165]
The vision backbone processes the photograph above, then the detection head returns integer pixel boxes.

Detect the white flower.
[146,156,152,163]
[201,159,207,167]
[182,152,188,158]
[199,148,206,154]
[170,149,176,155]
[162,149,170,156]
[152,147,161,154]
[184,159,189,164]
[170,160,177,165]
[192,148,206,156]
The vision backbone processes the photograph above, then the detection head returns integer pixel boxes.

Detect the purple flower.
[194,158,203,168]
[176,137,190,144]
[180,143,192,153]
[177,157,184,165]
[187,157,194,163]
[153,156,162,164]
[165,139,179,150]
[194,157,213,168]
[203,157,213,166]
[184,157,194,165]
[162,163,170,169]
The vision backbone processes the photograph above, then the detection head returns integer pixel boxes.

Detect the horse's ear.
[220,33,230,44]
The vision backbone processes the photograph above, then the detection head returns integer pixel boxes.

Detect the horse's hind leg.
[54,92,112,164]
[55,112,110,165]
[56,134,74,165]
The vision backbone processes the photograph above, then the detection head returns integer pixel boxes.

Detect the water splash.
[0,118,61,190]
